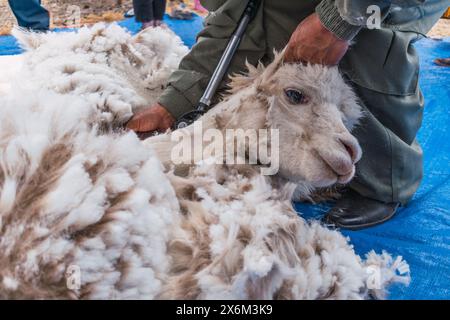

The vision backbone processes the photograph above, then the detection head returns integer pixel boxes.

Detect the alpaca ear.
[259,49,285,82]
[257,48,286,92]
[12,27,45,51]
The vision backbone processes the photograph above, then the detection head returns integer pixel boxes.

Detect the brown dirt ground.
[0,0,205,35]
[1,1,449,38]
[428,18,450,38]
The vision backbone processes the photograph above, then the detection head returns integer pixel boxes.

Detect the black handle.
[173,0,262,131]
[175,102,209,129]
[244,0,261,20]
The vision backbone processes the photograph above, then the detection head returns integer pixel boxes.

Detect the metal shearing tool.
[174,0,262,129]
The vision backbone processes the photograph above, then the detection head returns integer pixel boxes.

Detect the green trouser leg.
[159,0,442,205]
[339,29,426,205]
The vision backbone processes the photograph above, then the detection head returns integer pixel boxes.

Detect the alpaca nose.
[339,136,361,163]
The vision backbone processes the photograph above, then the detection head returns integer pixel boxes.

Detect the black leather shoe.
[323,189,400,230]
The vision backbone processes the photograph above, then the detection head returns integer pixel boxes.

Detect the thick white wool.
[0,24,409,299]
[162,165,410,300]
[0,55,24,96]
[0,87,179,299]
[10,23,188,126]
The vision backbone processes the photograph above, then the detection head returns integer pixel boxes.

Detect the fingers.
[283,46,299,63]
[284,44,323,65]
[283,13,349,66]
[126,103,175,134]
[126,108,159,132]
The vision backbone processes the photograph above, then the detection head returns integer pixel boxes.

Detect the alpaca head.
[225,54,363,189]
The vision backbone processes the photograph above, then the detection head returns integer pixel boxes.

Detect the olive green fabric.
[159,0,321,119]
[316,0,362,40]
[333,0,450,34]
[158,0,449,204]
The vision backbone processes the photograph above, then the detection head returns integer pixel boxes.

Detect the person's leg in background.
[133,0,156,29]
[8,0,49,31]
[153,0,167,26]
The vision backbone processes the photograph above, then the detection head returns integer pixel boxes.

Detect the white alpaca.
[0,55,24,96]
[0,24,409,299]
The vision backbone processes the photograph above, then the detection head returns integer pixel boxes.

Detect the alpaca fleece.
[0,24,410,299]
[0,89,180,299]
[162,165,409,299]
[11,23,188,125]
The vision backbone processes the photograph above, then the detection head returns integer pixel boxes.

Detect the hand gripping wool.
[0,24,410,299]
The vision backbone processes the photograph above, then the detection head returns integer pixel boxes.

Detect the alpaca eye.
[285,89,308,105]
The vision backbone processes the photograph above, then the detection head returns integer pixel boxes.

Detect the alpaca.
[148,54,409,299]
[0,23,187,299]
[146,52,363,199]
[0,55,24,96]
[0,24,409,299]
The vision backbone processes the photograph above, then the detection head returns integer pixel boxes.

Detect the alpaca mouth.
[321,158,355,184]
[316,142,359,184]
[336,166,356,184]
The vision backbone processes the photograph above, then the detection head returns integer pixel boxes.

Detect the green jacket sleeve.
[315,0,364,40]
[159,0,266,119]
[315,0,392,40]
[316,0,449,40]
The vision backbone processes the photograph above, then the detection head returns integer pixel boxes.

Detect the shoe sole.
[325,204,399,231]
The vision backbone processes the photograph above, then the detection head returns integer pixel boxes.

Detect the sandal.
[434,58,450,67]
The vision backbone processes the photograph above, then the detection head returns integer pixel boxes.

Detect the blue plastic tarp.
[0,14,203,56]
[119,14,204,48]
[296,38,450,300]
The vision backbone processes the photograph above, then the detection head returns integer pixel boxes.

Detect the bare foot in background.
[434,58,450,67]
[193,0,207,13]
[154,20,168,28]
[141,21,155,30]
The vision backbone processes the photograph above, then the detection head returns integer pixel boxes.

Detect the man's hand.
[284,13,349,66]
[126,103,175,134]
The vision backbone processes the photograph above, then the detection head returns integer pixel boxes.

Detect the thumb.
[126,112,160,132]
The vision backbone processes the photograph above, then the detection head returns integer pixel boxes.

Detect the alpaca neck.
[144,83,265,167]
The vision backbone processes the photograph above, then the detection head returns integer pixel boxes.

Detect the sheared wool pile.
[0,88,179,299]
[10,23,188,124]
[0,23,409,299]
[0,23,186,299]
[162,165,410,299]
[0,55,23,96]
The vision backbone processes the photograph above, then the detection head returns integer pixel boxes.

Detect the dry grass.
[0,0,206,35]
[81,11,125,25]
[1,1,447,37]
[428,18,450,38]
[0,0,132,34]
[0,26,11,36]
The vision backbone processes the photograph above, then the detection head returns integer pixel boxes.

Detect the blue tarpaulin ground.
[0,15,449,299]
[297,38,450,300]
[0,14,204,55]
